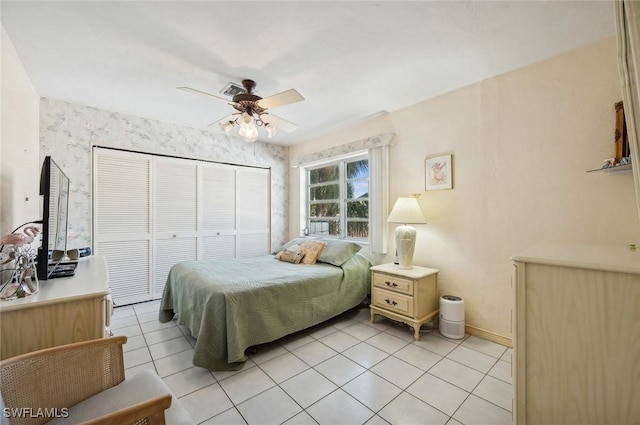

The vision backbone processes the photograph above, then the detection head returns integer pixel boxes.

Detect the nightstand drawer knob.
[385,281,398,288]
[385,299,398,306]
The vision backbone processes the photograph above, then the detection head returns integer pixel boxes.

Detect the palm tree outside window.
[307,154,369,240]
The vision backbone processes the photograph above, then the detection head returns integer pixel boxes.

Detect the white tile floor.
[112,300,513,425]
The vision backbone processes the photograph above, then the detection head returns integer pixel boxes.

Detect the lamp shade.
[238,113,258,142]
[387,197,426,224]
[219,121,234,135]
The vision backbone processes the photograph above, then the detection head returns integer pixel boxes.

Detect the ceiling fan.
[178,79,304,142]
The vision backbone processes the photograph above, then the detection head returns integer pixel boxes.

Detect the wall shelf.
[586,163,632,173]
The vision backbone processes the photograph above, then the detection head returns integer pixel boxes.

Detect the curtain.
[368,143,390,254]
[615,0,640,232]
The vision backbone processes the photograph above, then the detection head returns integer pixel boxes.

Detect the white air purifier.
[439,295,465,339]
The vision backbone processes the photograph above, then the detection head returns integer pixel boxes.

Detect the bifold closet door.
[153,158,198,298]
[237,168,270,257]
[94,147,272,305]
[200,163,237,259]
[93,149,153,306]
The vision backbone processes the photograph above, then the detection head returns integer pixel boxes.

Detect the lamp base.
[395,225,416,269]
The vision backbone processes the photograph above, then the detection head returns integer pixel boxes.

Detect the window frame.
[304,152,369,241]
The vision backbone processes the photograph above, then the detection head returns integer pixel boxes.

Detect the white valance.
[291,133,394,168]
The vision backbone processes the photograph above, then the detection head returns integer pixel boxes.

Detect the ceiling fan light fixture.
[239,112,254,127]
[238,127,258,142]
[238,113,258,142]
[179,80,303,142]
[265,123,277,138]
[219,120,234,135]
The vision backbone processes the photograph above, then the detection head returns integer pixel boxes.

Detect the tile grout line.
[116,303,513,425]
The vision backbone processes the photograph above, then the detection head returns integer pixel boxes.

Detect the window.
[306,154,369,240]
[295,133,391,253]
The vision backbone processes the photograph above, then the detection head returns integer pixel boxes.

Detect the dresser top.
[511,243,640,274]
[0,255,110,311]
[370,262,439,278]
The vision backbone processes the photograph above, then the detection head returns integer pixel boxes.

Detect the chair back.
[0,336,127,425]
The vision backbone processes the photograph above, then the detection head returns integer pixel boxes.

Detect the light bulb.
[239,112,254,127]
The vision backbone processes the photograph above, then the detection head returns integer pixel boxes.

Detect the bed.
[159,239,372,371]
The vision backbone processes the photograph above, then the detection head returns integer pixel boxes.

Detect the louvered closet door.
[94,148,272,305]
[237,168,270,258]
[153,158,197,298]
[200,163,236,259]
[93,149,152,305]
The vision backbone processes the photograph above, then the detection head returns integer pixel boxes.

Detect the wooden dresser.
[0,255,111,360]
[369,263,439,340]
[511,244,640,425]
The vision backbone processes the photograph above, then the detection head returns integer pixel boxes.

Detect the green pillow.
[317,240,362,266]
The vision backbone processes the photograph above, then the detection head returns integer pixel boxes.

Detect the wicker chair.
[0,336,191,425]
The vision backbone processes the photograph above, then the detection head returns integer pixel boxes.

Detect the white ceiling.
[1,1,615,145]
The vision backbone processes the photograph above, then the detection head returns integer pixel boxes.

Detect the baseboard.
[465,324,513,348]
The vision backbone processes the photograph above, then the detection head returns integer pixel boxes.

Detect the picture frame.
[614,101,630,163]
[425,154,453,190]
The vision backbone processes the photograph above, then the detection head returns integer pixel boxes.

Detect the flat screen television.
[37,156,71,280]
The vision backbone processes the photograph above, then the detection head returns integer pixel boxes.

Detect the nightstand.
[369,263,439,340]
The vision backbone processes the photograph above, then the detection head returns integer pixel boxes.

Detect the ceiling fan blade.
[208,114,239,127]
[256,89,304,110]
[177,86,233,104]
[260,113,298,133]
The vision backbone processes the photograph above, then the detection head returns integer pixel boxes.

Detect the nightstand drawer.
[372,288,414,317]
[372,273,413,295]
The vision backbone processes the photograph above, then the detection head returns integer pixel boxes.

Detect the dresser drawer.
[372,272,413,295]
[372,288,414,317]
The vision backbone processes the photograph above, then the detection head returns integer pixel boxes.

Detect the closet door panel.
[201,164,236,232]
[237,168,269,231]
[154,159,197,234]
[237,233,270,258]
[202,235,236,260]
[153,158,198,298]
[154,237,197,298]
[237,168,270,256]
[93,149,152,305]
[95,151,151,234]
[97,240,151,306]
[199,163,237,258]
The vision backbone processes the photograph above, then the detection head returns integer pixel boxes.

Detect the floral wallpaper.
[39,97,289,252]
[290,132,394,167]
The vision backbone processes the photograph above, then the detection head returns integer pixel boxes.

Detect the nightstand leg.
[414,324,421,341]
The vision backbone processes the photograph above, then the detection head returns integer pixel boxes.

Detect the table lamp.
[387,195,426,269]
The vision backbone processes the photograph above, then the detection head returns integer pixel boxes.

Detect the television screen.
[37,156,71,280]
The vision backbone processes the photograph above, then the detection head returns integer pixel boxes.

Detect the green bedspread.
[159,253,371,371]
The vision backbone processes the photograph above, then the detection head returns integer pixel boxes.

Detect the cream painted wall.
[290,37,640,341]
[0,26,40,235]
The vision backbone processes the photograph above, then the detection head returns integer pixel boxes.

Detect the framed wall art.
[425,154,453,190]
[614,101,630,163]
